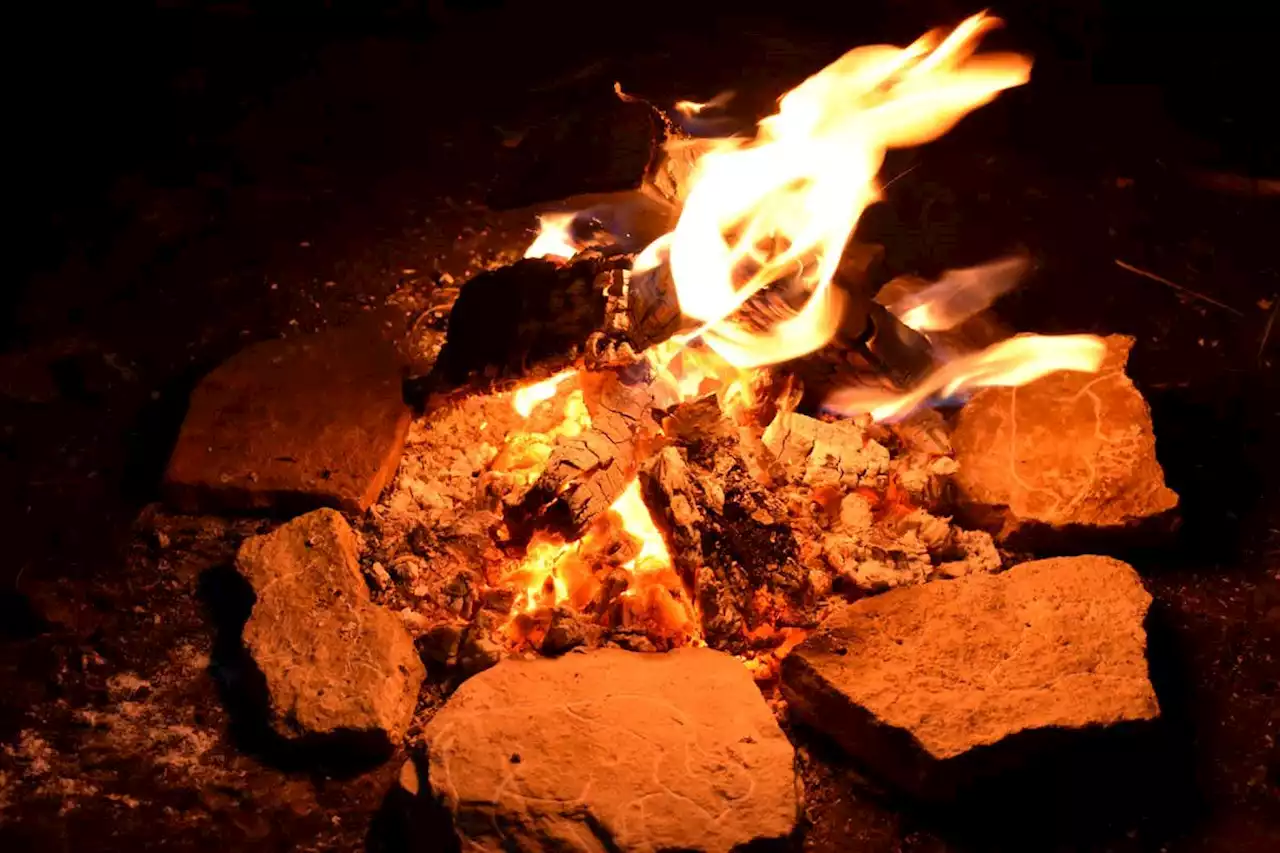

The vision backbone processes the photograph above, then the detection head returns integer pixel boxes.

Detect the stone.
[165,325,411,514]
[236,509,425,749]
[424,648,799,853]
[782,555,1159,797]
[951,335,1178,550]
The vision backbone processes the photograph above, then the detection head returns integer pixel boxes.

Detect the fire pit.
[160,12,1178,849]
[3,5,1275,852]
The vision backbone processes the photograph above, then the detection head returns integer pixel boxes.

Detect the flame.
[653,12,1030,369]
[512,370,575,417]
[609,480,671,573]
[893,254,1029,331]
[825,333,1107,421]
[674,90,734,116]
[524,213,579,260]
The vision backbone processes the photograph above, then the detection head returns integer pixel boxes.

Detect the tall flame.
[659,12,1031,369]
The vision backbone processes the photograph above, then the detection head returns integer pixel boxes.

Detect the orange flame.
[512,370,575,417]
[892,255,1029,332]
[656,11,1031,369]
[824,333,1107,421]
[523,213,578,260]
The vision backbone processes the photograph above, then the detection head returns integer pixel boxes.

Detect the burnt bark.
[640,396,810,651]
[417,255,620,398]
[511,365,657,538]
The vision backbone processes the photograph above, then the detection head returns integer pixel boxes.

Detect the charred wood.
[641,396,810,651]
[511,365,658,538]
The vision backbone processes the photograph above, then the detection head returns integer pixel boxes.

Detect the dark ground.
[1,1,1277,850]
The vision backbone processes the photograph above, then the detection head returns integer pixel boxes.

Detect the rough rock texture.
[952,335,1178,549]
[165,326,411,513]
[236,509,425,748]
[782,555,1159,797]
[424,647,799,853]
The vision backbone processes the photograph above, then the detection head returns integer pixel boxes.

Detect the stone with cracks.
[951,335,1178,550]
[166,325,410,514]
[236,509,425,749]
[424,647,799,853]
[782,555,1159,797]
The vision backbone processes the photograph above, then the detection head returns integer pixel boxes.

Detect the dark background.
[2,1,1277,850]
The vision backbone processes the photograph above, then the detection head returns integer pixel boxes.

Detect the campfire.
[370,11,1109,670]
[155,11,1182,852]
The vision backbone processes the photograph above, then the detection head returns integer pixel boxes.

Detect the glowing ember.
[824,333,1108,422]
[512,370,575,417]
[523,212,579,260]
[656,11,1031,369]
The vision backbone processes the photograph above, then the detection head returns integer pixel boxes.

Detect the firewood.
[418,255,619,396]
[511,365,658,538]
[640,396,810,651]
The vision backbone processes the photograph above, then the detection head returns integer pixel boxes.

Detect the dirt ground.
[2,3,1277,850]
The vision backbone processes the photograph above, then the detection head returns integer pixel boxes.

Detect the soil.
[2,3,1277,851]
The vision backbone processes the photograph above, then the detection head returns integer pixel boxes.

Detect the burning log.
[640,396,810,650]
[422,255,619,395]
[511,365,658,537]
[419,253,690,400]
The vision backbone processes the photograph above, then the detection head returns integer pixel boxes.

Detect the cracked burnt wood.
[421,647,799,853]
[781,555,1160,799]
[640,396,810,651]
[951,335,1179,552]
[512,364,658,538]
[421,254,619,396]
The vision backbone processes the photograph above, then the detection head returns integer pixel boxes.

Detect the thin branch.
[1114,259,1244,317]
[1259,300,1278,363]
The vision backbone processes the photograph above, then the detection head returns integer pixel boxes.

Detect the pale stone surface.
[166,325,410,513]
[236,509,425,747]
[782,555,1159,794]
[424,647,799,853]
[951,335,1178,548]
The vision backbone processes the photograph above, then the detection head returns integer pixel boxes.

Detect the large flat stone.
[236,509,425,750]
[782,555,1159,797]
[424,647,799,853]
[951,335,1178,550]
[166,325,410,513]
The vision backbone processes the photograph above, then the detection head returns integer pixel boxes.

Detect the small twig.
[1114,260,1244,316]
[881,163,920,191]
[1259,300,1278,363]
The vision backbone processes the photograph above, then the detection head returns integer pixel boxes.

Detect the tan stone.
[782,555,1159,795]
[424,647,799,853]
[236,509,424,747]
[952,335,1177,549]
[166,325,410,513]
